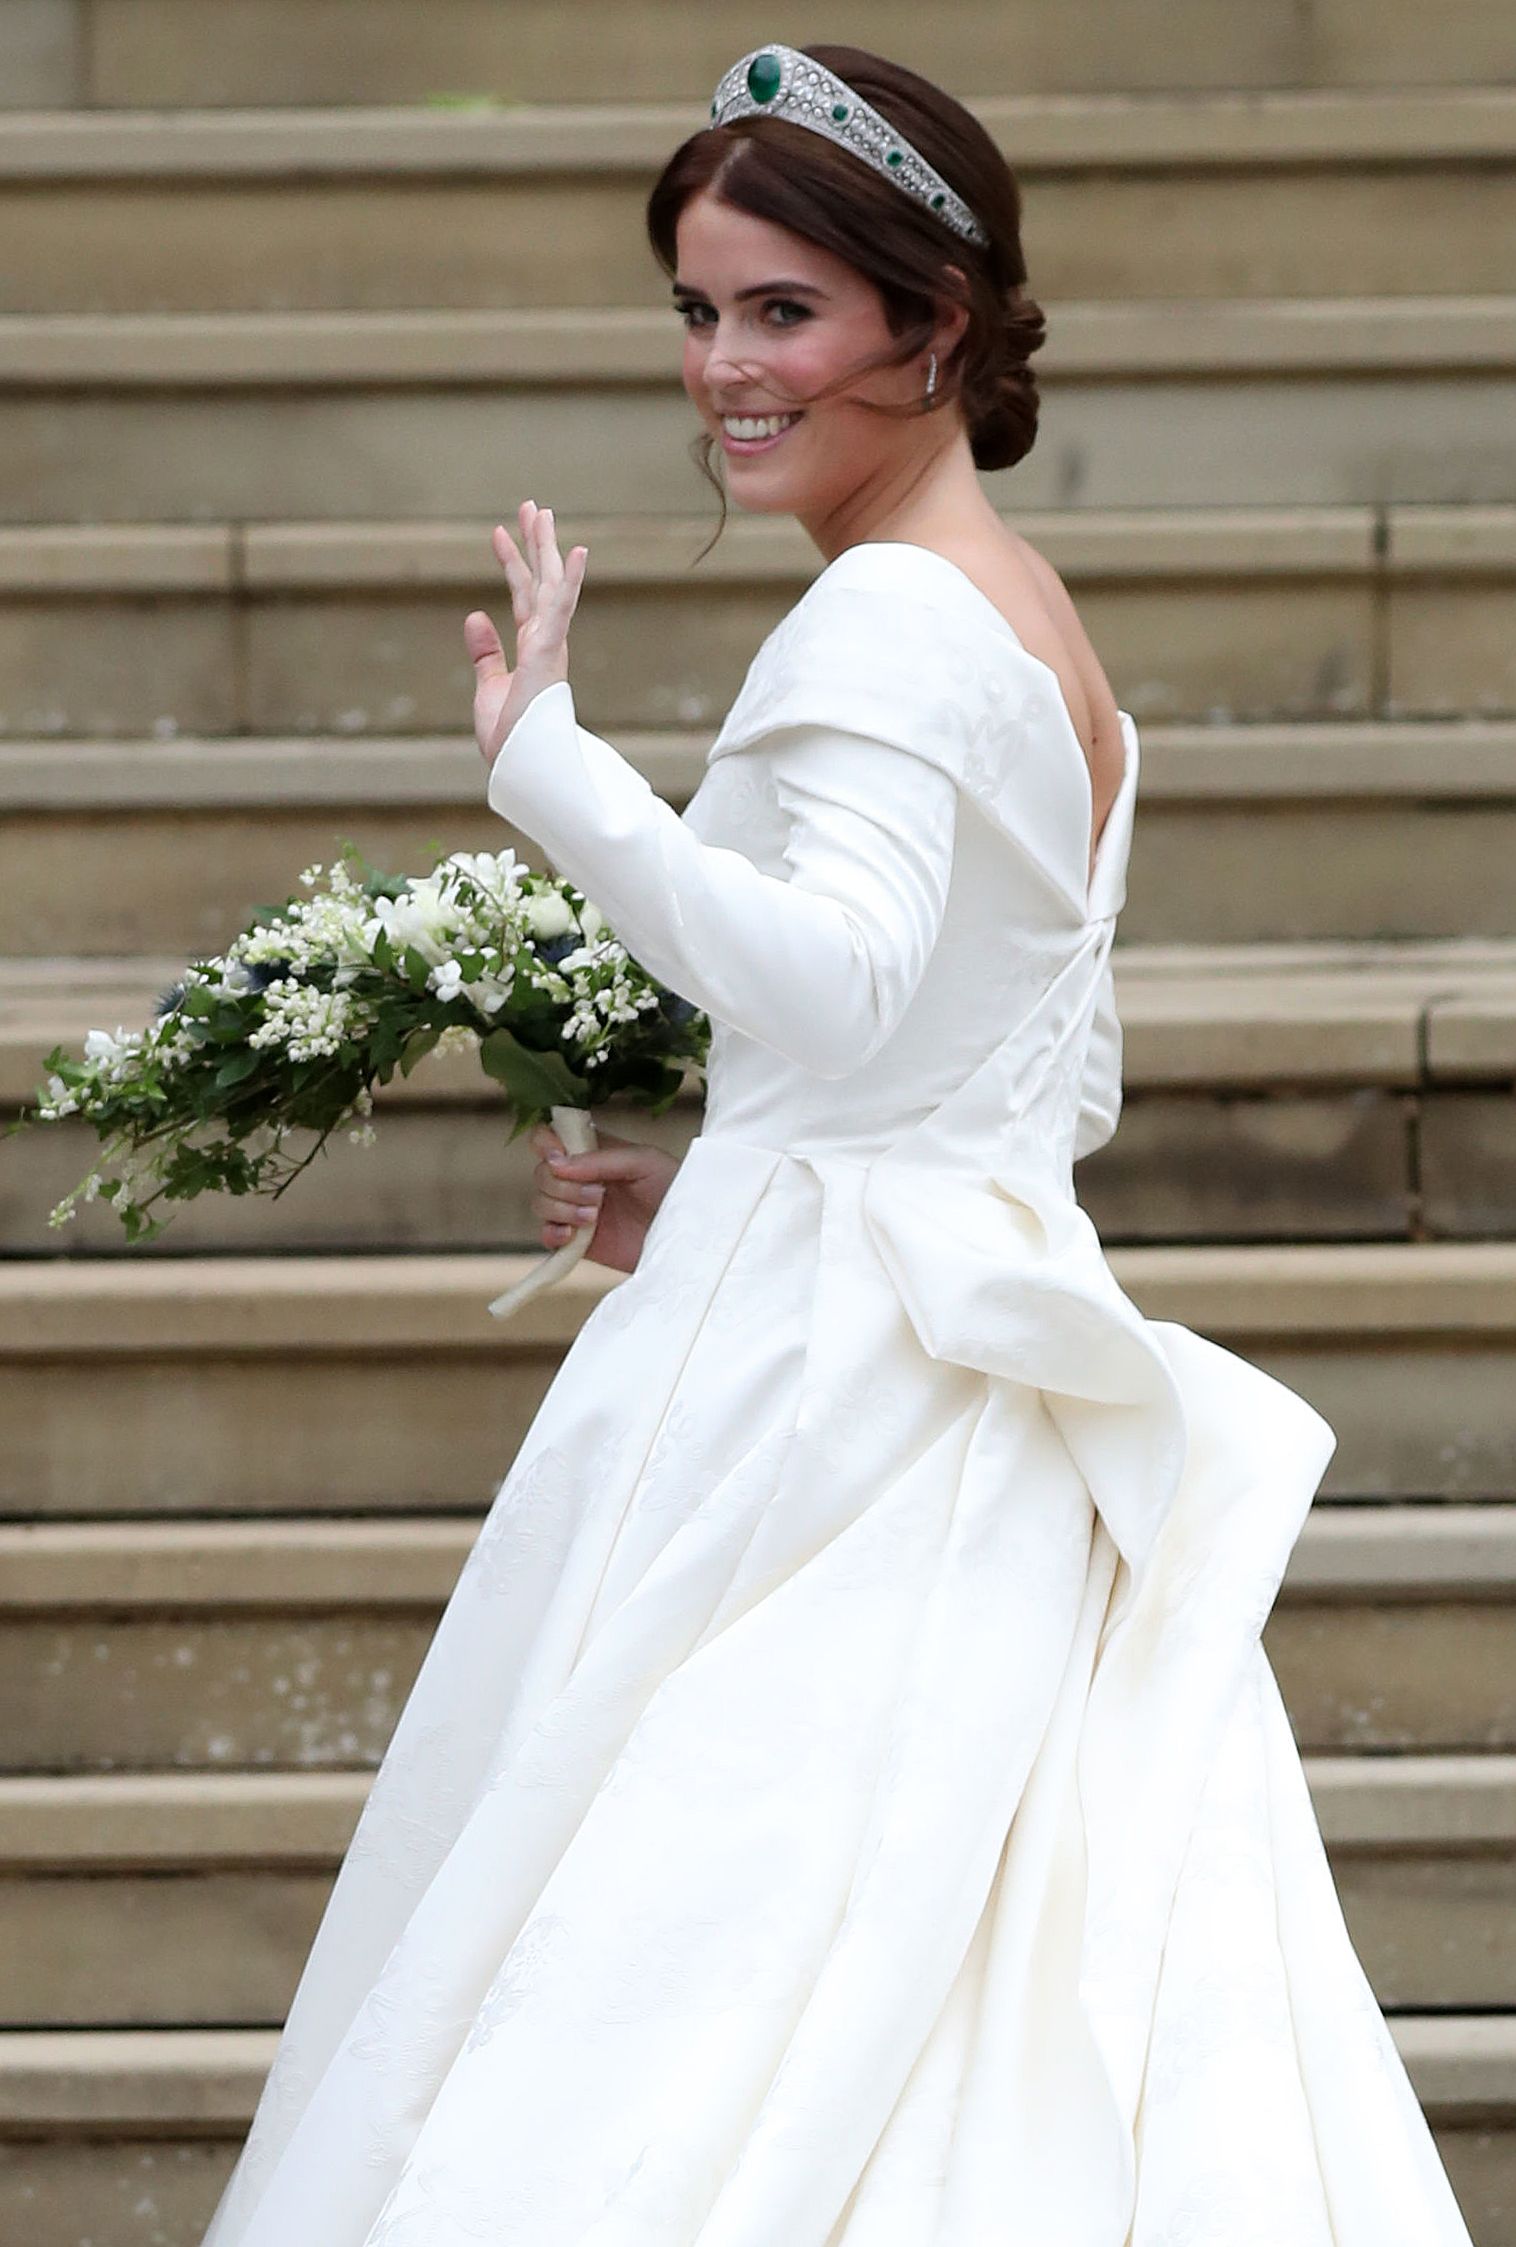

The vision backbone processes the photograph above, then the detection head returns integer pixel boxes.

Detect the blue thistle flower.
[242,958,292,993]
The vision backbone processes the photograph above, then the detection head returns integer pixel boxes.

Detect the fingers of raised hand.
[493,504,587,638]
[491,517,533,625]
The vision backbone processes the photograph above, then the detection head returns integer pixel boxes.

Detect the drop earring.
[925,350,938,404]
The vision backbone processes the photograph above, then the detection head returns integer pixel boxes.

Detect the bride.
[201,42,1477,2247]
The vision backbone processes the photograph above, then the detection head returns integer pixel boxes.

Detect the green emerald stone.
[831,102,848,122]
[746,52,783,103]
[931,192,944,207]
[886,149,902,167]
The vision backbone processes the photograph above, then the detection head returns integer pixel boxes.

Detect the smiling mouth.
[717,412,805,454]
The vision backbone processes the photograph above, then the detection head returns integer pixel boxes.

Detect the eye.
[674,299,812,329]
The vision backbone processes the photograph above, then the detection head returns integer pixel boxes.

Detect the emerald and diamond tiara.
[707,45,990,250]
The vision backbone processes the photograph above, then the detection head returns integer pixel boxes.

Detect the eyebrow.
[670,279,828,303]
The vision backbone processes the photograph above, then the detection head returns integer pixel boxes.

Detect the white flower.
[83,1027,131,1064]
[446,848,525,901]
[365,876,462,968]
[523,890,577,941]
[81,1026,142,1083]
[246,979,358,1061]
[578,901,607,940]
[427,959,465,1003]
[465,973,513,1017]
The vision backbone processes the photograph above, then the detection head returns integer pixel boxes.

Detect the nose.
[699,325,759,402]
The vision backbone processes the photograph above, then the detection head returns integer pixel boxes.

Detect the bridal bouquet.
[15,844,709,1320]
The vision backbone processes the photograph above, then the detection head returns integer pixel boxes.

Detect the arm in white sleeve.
[486,679,958,1079]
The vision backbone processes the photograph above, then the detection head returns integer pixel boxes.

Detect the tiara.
[707,45,990,250]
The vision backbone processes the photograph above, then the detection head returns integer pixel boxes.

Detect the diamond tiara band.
[707,45,990,250]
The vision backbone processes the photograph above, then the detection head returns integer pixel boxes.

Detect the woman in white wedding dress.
[201,42,1477,2247]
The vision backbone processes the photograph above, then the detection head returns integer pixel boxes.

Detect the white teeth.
[722,413,800,439]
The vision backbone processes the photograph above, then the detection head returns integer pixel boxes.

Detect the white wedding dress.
[201,539,1476,2246]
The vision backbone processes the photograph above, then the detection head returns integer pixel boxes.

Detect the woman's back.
[686,538,1138,1167]
[915,525,1130,870]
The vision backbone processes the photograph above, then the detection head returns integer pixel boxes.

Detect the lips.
[718,412,804,455]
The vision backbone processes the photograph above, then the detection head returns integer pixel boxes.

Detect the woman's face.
[672,187,959,533]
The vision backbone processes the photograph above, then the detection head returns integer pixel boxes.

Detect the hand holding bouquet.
[16,844,709,1319]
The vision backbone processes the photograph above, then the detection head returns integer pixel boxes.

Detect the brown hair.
[645,43,1046,558]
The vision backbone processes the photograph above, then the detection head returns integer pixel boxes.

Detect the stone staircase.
[2,8,1515,2242]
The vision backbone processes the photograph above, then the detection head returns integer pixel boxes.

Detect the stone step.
[11,9,1515,107]
[5,940,1515,1254]
[0,1503,1512,1767]
[2,503,1516,736]
[4,716,1515,955]
[0,1756,1511,2024]
[4,92,1516,309]
[4,298,1516,514]
[0,2020,1509,2247]
[1,1245,1514,1518]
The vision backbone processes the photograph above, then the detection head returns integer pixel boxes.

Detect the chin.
[724,485,810,522]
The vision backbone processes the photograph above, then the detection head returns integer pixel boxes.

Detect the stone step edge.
[0,2018,1509,2129]
[7,298,1516,385]
[0,1504,1510,1610]
[0,1755,1510,1865]
[7,718,1516,809]
[2,88,1514,174]
[8,503,1516,592]
[2,1241,1516,1354]
[8,944,1516,1100]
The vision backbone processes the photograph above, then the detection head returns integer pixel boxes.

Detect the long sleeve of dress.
[485,679,959,1080]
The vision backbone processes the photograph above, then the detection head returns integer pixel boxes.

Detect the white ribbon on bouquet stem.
[487,1102,600,1321]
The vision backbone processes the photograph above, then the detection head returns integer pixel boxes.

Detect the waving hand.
[464,499,589,771]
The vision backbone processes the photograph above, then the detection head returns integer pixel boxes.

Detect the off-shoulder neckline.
[814,538,1136,912]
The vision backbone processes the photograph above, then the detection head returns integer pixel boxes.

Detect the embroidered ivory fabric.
[200,540,1475,2246]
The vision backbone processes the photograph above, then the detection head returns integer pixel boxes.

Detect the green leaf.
[402,946,434,992]
[478,1027,588,1113]
[399,1026,442,1078]
[213,1048,262,1088]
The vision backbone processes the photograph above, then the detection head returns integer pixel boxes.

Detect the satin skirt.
[199,1132,1475,2247]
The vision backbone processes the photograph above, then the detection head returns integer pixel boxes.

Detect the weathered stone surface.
[0,0,77,109]
[0,600,233,739]
[0,2137,238,2247]
[0,1613,434,1770]
[0,1870,333,2022]
[87,0,1516,105]
[1078,1090,1414,1240]
[1121,802,1516,943]
[1422,1094,1516,1238]
[1390,582,1516,717]
[4,369,1516,519]
[7,163,1516,313]
[1266,1601,1516,1750]
[1253,1345,1516,1497]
